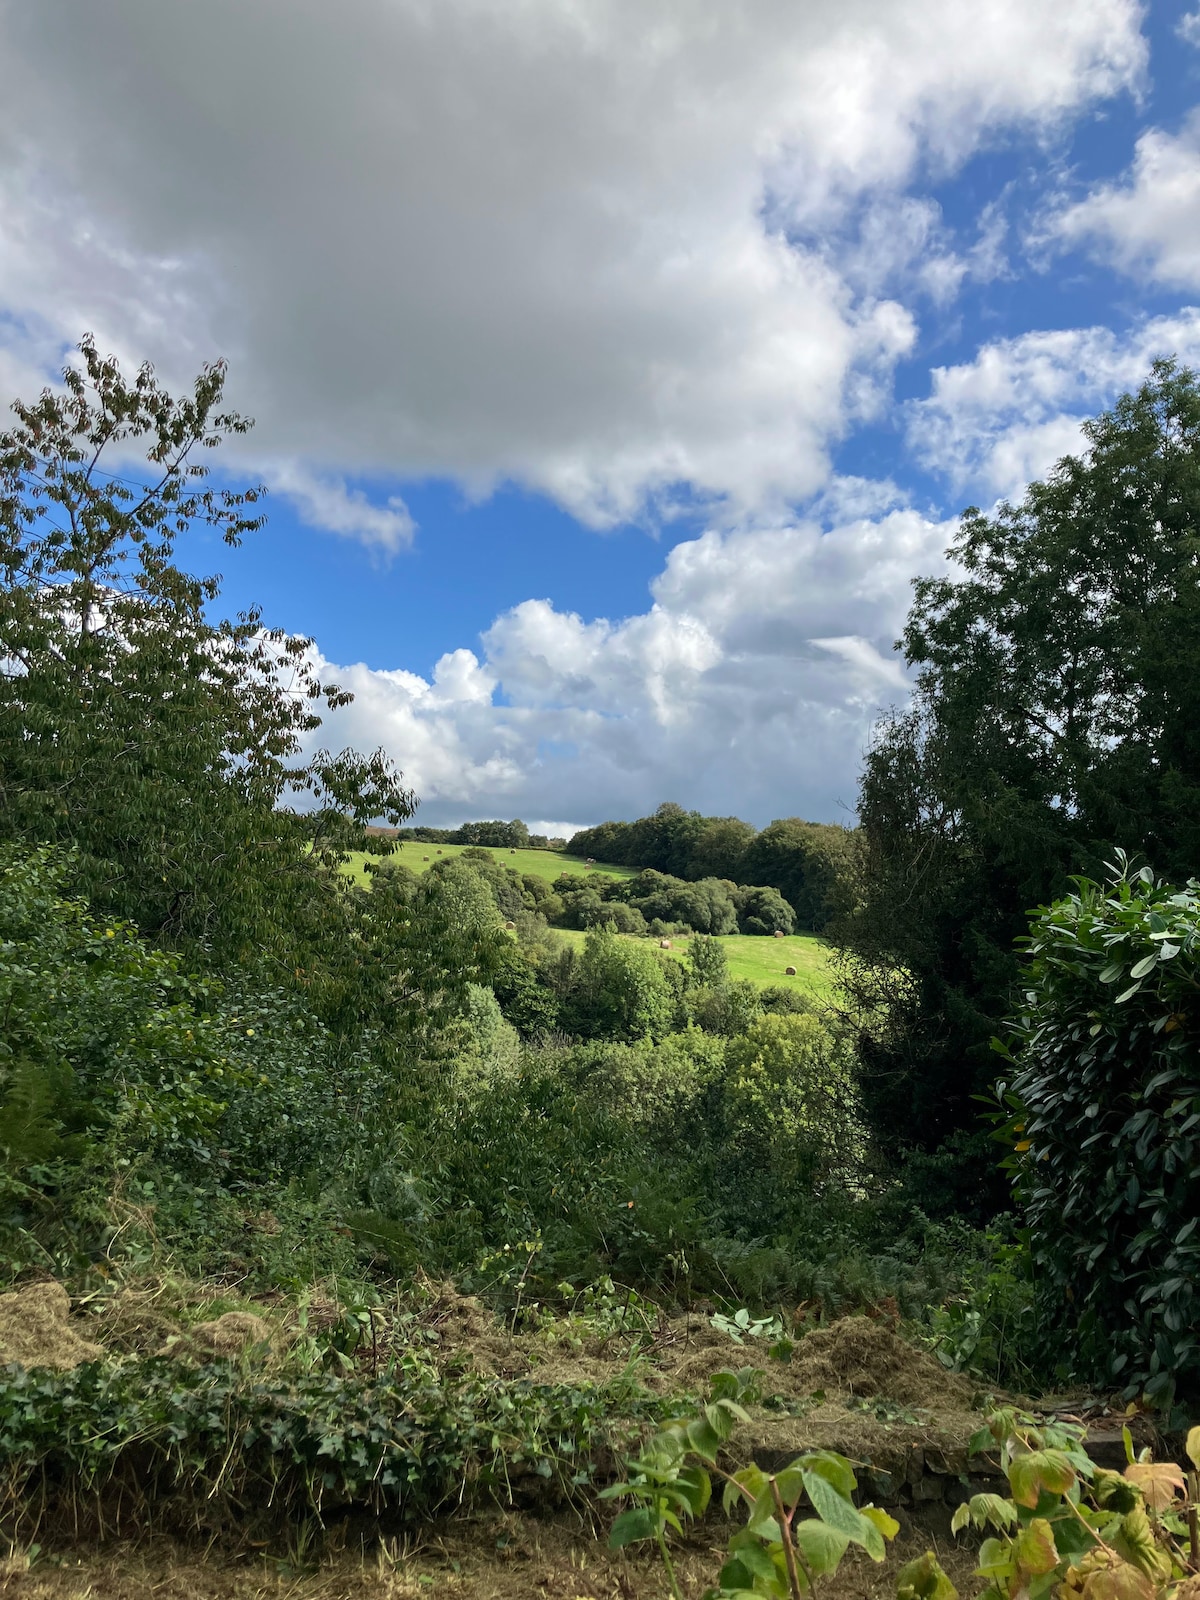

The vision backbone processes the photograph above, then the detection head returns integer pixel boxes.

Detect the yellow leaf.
[1186,1425,1200,1472]
[1015,1517,1059,1577]
[1124,1460,1184,1512]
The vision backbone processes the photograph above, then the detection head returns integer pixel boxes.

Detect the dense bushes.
[548,866,794,938]
[568,805,853,932]
[998,860,1200,1401]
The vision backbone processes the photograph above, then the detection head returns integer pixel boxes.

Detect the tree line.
[567,808,855,932]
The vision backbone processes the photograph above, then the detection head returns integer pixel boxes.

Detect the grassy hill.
[339,842,639,887]
[551,925,835,998]
[341,846,834,996]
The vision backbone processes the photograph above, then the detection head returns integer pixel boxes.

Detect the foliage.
[0,1347,674,1539]
[933,1409,1200,1600]
[568,805,854,933]
[0,336,412,958]
[996,859,1200,1401]
[604,1371,898,1600]
[838,362,1200,1208]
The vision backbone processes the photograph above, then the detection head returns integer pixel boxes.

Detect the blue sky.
[2,0,1199,831]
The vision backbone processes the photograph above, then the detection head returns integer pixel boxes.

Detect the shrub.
[998,858,1200,1401]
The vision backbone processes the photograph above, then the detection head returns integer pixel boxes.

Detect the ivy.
[0,1354,671,1534]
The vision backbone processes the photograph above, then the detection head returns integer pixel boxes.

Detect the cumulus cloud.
[0,0,1143,534]
[305,507,954,828]
[906,310,1200,499]
[264,463,415,554]
[1048,113,1200,289]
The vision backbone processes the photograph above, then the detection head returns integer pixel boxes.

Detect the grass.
[551,926,835,998]
[339,843,639,888]
[339,848,834,996]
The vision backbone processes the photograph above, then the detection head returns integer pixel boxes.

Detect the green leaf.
[608,1506,658,1548]
[686,1416,722,1461]
[1007,1449,1076,1508]
[793,1518,851,1576]
[801,1469,882,1557]
[860,1505,900,1543]
[728,1537,780,1581]
[1015,1518,1059,1577]
[1129,954,1158,980]
[896,1551,959,1600]
[1186,1425,1200,1471]
[674,1464,711,1518]
[797,1449,858,1498]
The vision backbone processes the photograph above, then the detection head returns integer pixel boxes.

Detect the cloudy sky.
[1,0,1197,832]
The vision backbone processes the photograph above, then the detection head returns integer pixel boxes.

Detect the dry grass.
[0,1506,983,1600]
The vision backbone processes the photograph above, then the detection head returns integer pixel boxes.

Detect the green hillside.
[340,841,639,887]
[550,926,834,997]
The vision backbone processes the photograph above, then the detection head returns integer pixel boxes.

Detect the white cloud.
[1048,113,1200,289]
[305,507,954,827]
[906,311,1200,498]
[0,0,1144,533]
[1177,10,1200,46]
[264,463,415,554]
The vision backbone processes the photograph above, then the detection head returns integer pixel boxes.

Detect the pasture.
[339,842,639,887]
[550,925,835,997]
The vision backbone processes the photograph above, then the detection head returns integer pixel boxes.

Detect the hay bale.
[773,930,784,938]
[504,919,516,929]
[659,938,672,949]
[785,965,797,975]
[0,1281,103,1371]
[188,1312,274,1360]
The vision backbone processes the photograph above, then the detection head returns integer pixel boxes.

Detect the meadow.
[340,841,638,886]
[550,924,835,996]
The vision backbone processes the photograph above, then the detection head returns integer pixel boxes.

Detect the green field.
[341,846,833,996]
[340,842,639,888]
[551,925,834,998]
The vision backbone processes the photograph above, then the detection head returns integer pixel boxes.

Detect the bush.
[998,858,1200,1401]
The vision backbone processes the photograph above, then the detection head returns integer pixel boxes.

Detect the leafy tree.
[561,926,674,1041]
[0,336,412,957]
[688,933,728,988]
[839,361,1200,1192]
[732,883,795,936]
[741,819,854,932]
[997,859,1200,1401]
[684,816,755,880]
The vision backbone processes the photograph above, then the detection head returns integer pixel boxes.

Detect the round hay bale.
[659,938,672,949]
[436,848,443,854]
[423,854,430,860]
[586,857,595,864]
[784,965,797,975]
[504,919,516,930]
[773,929,784,938]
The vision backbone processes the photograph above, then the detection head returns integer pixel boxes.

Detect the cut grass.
[550,926,835,998]
[339,842,639,888]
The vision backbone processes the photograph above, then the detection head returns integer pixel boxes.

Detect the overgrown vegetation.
[2,338,1200,1588]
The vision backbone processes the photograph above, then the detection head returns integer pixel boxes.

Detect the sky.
[1,0,1198,834]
